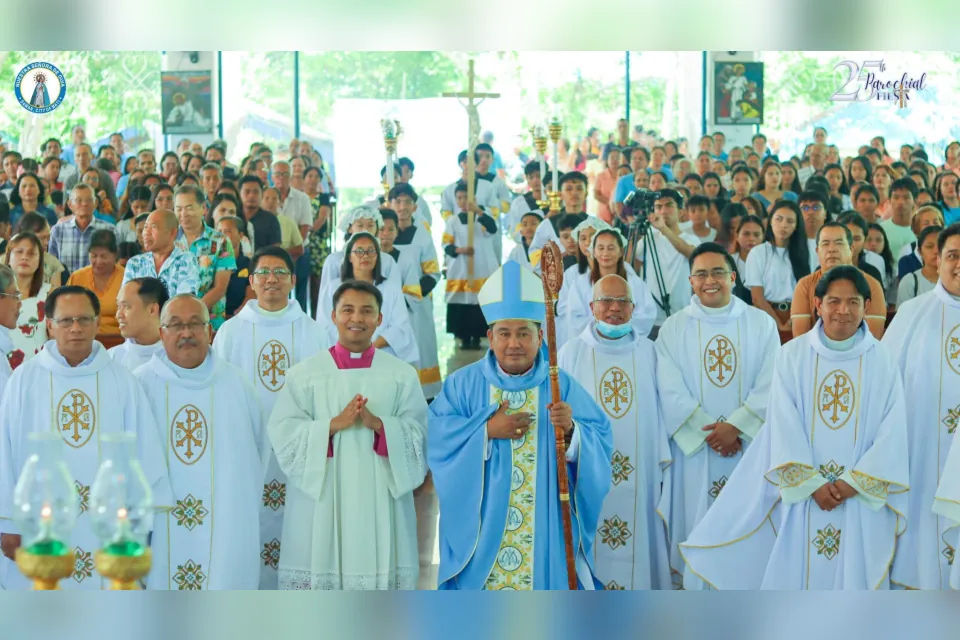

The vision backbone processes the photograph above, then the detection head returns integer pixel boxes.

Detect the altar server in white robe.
[269,280,428,589]
[139,295,265,590]
[439,149,500,224]
[319,232,419,368]
[681,267,909,590]
[558,223,656,348]
[886,223,960,589]
[443,183,500,349]
[559,274,672,590]
[110,277,168,371]
[319,205,401,293]
[657,243,779,589]
[0,285,172,590]
[212,246,326,590]
[389,184,442,399]
[528,172,591,270]
[0,265,21,395]
[507,211,544,273]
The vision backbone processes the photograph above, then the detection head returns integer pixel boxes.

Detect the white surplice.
[655,296,779,588]
[680,322,909,590]
[108,338,165,371]
[442,212,500,306]
[556,264,658,348]
[558,324,672,590]
[268,349,428,590]
[137,352,265,590]
[212,299,327,590]
[884,283,960,589]
[0,341,172,590]
[318,276,420,368]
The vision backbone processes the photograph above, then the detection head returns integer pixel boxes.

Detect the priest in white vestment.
[0,264,21,395]
[656,243,780,589]
[681,267,909,589]
[559,274,672,590]
[110,277,168,371]
[268,280,428,590]
[429,260,613,590]
[139,295,265,590]
[887,225,960,589]
[212,246,327,590]
[0,286,172,590]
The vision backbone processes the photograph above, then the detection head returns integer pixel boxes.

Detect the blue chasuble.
[428,350,613,590]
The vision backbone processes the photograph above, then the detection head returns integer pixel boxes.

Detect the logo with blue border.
[14,62,67,114]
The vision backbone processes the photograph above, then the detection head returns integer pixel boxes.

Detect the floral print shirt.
[11,282,52,365]
[175,225,237,329]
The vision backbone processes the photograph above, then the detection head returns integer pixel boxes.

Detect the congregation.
[0,118,959,591]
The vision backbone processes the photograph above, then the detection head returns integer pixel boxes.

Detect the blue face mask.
[596,320,633,339]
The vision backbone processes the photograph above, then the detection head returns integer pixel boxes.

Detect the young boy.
[683,194,717,243]
[443,183,499,349]
[507,210,543,271]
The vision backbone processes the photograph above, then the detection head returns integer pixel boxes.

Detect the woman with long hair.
[896,225,942,308]
[744,200,811,338]
[731,214,765,279]
[160,151,181,186]
[728,165,753,204]
[702,172,726,201]
[116,185,152,244]
[847,155,873,187]
[935,171,960,225]
[81,167,116,223]
[7,232,50,363]
[594,143,621,225]
[942,141,960,176]
[865,222,896,303]
[824,163,851,210]
[780,161,803,195]
[318,232,418,366]
[872,164,896,219]
[8,212,65,287]
[150,183,174,212]
[9,172,56,229]
[558,224,657,347]
[740,196,764,220]
[752,160,797,213]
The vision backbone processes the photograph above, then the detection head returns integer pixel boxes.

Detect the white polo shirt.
[278,186,313,229]
[744,242,800,303]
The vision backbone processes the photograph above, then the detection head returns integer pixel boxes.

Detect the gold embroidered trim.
[768,463,816,488]
[850,470,891,500]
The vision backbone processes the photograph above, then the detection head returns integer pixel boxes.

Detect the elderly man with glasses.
[558,273,672,590]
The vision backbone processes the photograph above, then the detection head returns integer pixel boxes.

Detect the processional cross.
[442,59,500,280]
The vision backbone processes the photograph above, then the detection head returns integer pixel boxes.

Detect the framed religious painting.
[714,62,764,125]
[161,70,214,135]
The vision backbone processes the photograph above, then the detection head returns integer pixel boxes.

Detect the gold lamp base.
[95,547,152,590]
[548,191,562,215]
[15,547,74,590]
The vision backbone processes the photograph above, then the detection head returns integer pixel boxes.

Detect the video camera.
[621,188,661,234]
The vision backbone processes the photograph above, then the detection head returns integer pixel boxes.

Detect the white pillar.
[160,51,219,153]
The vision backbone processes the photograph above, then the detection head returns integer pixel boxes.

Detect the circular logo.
[497,546,523,572]
[258,340,290,392]
[171,404,209,465]
[58,389,95,448]
[817,370,856,430]
[946,324,960,377]
[502,390,527,410]
[15,62,67,114]
[703,335,737,388]
[599,366,633,419]
[506,506,524,532]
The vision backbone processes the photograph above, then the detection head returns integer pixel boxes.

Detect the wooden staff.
[539,239,577,590]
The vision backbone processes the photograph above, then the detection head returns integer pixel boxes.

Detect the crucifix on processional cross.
[442,59,500,281]
[896,83,910,109]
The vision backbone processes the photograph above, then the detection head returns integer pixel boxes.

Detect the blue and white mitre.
[478,260,545,325]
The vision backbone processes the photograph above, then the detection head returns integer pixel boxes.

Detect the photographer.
[630,188,698,333]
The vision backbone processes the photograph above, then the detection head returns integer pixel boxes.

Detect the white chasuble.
[267,350,428,590]
[559,325,672,590]
[886,284,960,589]
[137,353,265,590]
[680,323,909,590]
[655,297,779,588]
[108,338,165,371]
[212,299,327,590]
[0,342,172,590]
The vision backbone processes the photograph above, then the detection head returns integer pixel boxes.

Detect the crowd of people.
[0,116,958,591]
